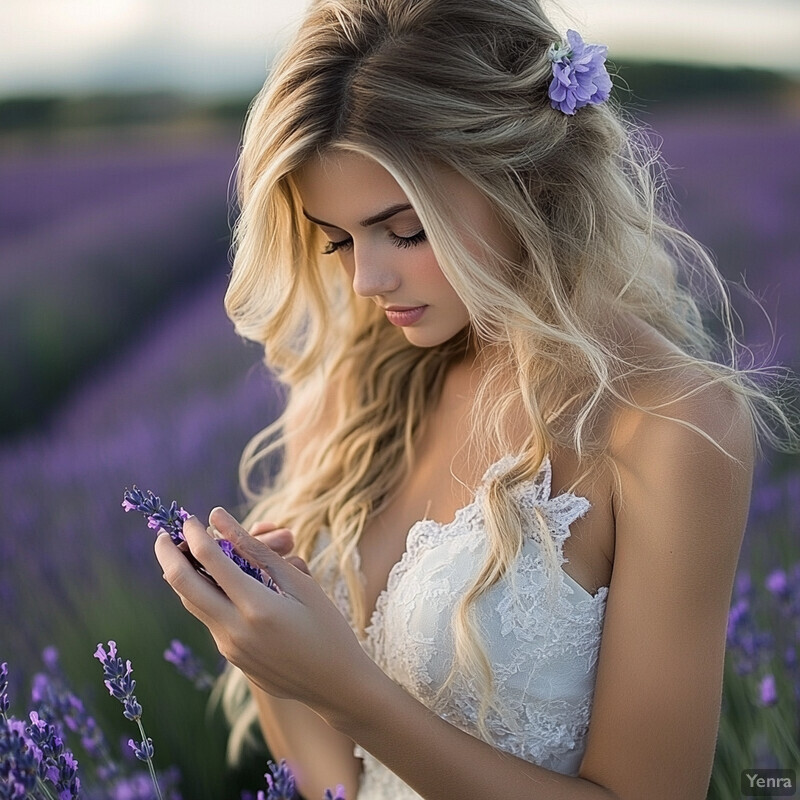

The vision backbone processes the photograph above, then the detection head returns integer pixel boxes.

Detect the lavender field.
[1,101,799,797]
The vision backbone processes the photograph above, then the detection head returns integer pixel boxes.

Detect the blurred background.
[1,1,798,797]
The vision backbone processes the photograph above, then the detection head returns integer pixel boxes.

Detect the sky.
[1,0,799,98]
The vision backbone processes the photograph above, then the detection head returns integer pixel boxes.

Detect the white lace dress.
[313,453,609,799]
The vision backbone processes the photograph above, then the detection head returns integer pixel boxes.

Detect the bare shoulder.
[606,314,755,468]
[575,318,756,799]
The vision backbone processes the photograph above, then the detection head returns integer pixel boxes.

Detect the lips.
[384,305,427,326]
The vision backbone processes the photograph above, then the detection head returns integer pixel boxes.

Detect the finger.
[209,507,312,596]
[250,520,279,536]
[285,556,311,576]
[155,532,232,626]
[181,515,270,606]
[253,528,294,557]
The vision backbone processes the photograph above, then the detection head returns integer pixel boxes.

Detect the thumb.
[209,507,309,592]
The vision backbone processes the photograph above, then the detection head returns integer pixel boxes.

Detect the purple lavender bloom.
[128,738,155,763]
[122,488,189,546]
[263,759,298,800]
[765,568,789,597]
[94,643,143,723]
[734,570,752,597]
[547,29,612,115]
[108,769,182,800]
[27,711,81,799]
[323,786,347,800]
[0,716,39,798]
[94,643,164,800]
[30,649,117,780]
[758,673,778,706]
[122,487,279,592]
[726,597,749,645]
[0,663,8,717]
[163,641,215,692]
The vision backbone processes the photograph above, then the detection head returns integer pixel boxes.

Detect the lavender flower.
[122,487,279,592]
[163,641,215,692]
[263,759,297,800]
[758,674,778,706]
[246,760,347,800]
[0,663,8,717]
[121,488,189,546]
[94,642,163,800]
[0,716,38,798]
[27,711,80,799]
[765,568,789,597]
[128,738,155,762]
[30,648,118,781]
[547,29,612,115]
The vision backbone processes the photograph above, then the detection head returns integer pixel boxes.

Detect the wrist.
[316,651,393,737]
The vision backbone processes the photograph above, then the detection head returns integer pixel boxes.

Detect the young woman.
[154,1,795,798]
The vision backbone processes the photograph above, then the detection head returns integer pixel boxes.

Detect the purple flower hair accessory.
[547,29,612,115]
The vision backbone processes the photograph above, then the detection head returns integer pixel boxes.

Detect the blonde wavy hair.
[216,0,797,758]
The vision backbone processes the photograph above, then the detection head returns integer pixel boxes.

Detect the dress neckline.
[358,452,607,646]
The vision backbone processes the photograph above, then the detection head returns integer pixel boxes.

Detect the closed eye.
[322,237,353,255]
[389,230,427,248]
[320,228,427,256]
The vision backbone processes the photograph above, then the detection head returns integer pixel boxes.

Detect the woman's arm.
[156,379,753,800]
[232,376,361,799]
[247,679,361,799]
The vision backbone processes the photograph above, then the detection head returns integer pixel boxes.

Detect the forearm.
[248,679,361,800]
[321,669,619,800]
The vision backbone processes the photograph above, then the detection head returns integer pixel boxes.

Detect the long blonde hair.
[217,0,797,757]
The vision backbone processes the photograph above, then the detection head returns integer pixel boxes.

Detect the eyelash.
[322,230,427,255]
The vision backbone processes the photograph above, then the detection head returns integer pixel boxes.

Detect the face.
[294,149,515,350]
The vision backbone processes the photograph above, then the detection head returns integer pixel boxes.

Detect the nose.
[350,244,401,298]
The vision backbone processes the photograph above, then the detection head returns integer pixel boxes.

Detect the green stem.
[135,717,164,800]
[35,776,57,800]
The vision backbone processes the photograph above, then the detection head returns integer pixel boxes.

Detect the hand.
[155,507,375,719]
[249,520,311,575]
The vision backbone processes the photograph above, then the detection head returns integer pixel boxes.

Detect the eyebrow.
[302,202,414,229]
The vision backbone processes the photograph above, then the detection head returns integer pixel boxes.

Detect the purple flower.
[93,642,165,800]
[94,642,142,722]
[122,486,279,592]
[263,759,298,800]
[163,640,215,691]
[30,648,117,778]
[323,787,347,800]
[758,673,778,706]
[0,662,9,716]
[122,487,189,546]
[0,716,39,797]
[547,29,612,115]
[128,737,155,763]
[734,570,752,597]
[765,568,789,597]
[27,711,81,799]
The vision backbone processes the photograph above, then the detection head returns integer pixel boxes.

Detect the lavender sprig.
[32,647,119,782]
[262,759,297,800]
[0,662,9,719]
[0,716,39,798]
[27,711,80,799]
[122,486,279,592]
[163,641,215,692]
[244,759,347,800]
[93,642,163,800]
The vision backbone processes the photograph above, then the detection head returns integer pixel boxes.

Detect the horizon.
[2,0,799,100]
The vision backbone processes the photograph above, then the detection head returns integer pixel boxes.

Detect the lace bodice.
[313,453,609,799]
